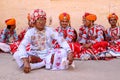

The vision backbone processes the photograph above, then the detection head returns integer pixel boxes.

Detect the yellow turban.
[5,18,16,25]
[108,13,118,20]
[59,12,70,21]
[85,14,97,21]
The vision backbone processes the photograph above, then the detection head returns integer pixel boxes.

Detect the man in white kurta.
[13,9,73,73]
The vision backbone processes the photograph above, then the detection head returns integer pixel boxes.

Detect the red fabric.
[10,41,20,54]
[69,42,82,58]
[92,41,109,54]
[63,30,67,38]
[92,41,108,50]
[18,30,26,41]
[10,29,30,54]
[10,41,30,55]
[109,42,120,52]
[29,55,43,63]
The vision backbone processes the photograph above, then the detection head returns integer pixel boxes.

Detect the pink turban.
[82,12,91,18]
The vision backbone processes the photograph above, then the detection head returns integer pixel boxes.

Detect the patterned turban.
[30,9,46,23]
[59,12,70,21]
[85,14,97,21]
[108,13,118,20]
[5,18,16,25]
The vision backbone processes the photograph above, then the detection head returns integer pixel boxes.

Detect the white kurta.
[18,26,71,58]
[14,26,71,70]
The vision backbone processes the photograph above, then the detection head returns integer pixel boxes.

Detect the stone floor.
[0,53,120,80]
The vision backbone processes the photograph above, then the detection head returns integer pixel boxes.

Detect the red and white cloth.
[106,27,120,52]
[52,26,81,58]
[10,27,31,54]
[78,24,108,59]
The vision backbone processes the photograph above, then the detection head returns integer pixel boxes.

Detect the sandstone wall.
[0,0,120,33]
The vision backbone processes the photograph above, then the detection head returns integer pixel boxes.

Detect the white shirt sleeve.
[18,30,32,58]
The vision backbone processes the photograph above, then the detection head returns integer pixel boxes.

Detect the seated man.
[10,13,34,54]
[77,13,91,58]
[78,13,108,60]
[13,9,73,73]
[0,18,18,52]
[52,12,80,58]
[105,13,120,56]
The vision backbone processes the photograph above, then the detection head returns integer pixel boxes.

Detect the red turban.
[5,18,16,25]
[108,13,118,20]
[59,12,70,21]
[82,12,91,18]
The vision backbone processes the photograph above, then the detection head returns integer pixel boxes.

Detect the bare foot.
[23,61,31,73]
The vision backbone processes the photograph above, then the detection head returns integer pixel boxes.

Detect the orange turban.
[59,12,70,21]
[85,14,97,21]
[108,13,118,20]
[5,18,16,25]
[27,13,30,20]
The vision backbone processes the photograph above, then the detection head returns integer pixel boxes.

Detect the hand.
[83,43,92,49]
[67,52,74,65]
[22,58,31,73]
[51,54,54,64]
[109,41,116,45]
[91,36,97,40]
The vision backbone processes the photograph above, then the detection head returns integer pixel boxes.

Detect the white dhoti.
[0,42,10,52]
[13,48,69,70]
[45,48,69,70]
